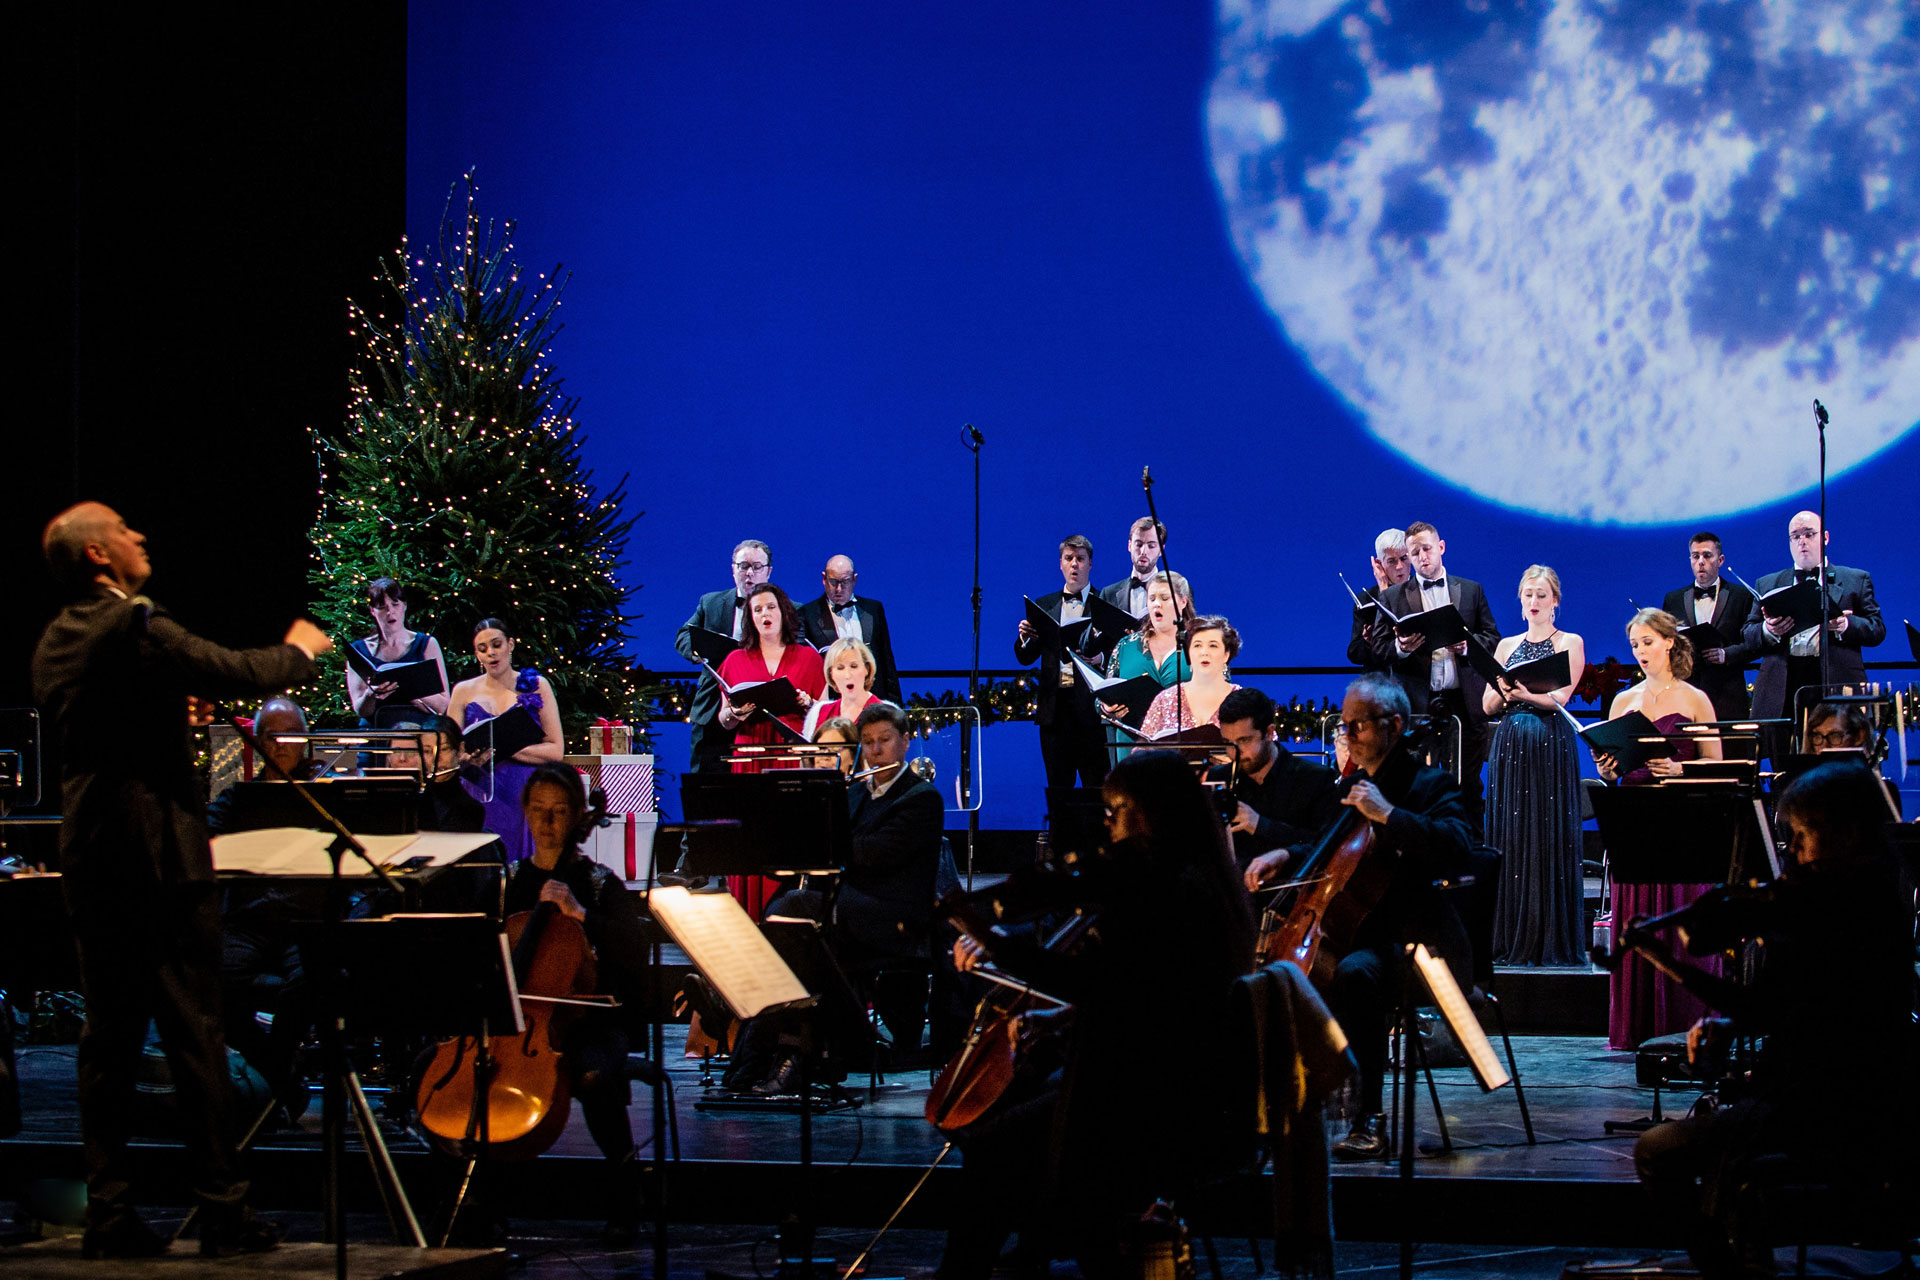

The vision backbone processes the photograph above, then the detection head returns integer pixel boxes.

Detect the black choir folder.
[460,704,545,760]
[1557,704,1673,777]
[685,624,739,668]
[1464,642,1572,695]
[343,647,446,704]
[1386,600,1470,650]
[715,672,805,720]
[1024,596,1094,651]
[1678,620,1732,652]
[1084,592,1141,637]
[1755,578,1831,626]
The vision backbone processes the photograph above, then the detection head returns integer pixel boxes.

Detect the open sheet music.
[648,885,814,1020]
[1411,944,1509,1091]
[212,829,499,877]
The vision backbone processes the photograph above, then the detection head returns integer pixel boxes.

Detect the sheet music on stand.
[1410,944,1509,1091]
[214,828,499,877]
[648,885,814,1021]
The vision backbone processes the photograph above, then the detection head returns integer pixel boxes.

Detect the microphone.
[1813,398,1828,427]
[965,423,983,446]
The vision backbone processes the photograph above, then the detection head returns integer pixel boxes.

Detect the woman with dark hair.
[714,583,826,769]
[500,762,650,1244]
[447,618,565,862]
[1138,614,1241,738]
[346,578,451,727]
[1598,608,1724,1050]
[940,750,1253,1275]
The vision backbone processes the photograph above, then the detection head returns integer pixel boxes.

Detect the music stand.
[680,770,851,877]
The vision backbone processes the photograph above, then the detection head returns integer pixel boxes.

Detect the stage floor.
[4,1027,1683,1249]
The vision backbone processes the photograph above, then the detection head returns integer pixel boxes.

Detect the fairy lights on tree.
[308,174,666,745]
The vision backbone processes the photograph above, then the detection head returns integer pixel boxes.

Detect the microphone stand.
[1814,399,1831,725]
[1140,468,1188,734]
[962,423,983,888]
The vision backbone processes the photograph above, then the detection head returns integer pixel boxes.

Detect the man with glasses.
[1659,531,1756,722]
[798,554,903,704]
[1346,527,1413,672]
[1248,673,1472,1160]
[1740,512,1883,762]
[675,539,773,773]
[1214,687,1340,874]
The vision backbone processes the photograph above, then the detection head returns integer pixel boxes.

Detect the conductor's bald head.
[43,502,151,595]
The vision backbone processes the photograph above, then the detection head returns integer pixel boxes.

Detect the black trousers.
[68,879,245,1223]
[1327,945,1396,1114]
[1038,717,1108,793]
[1634,1098,1793,1280]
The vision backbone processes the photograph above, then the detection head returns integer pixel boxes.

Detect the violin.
[1252,770,1392,984]
[414,898,599,1160]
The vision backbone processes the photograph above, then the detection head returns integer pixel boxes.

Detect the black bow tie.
[1692,584,1717,600]
[835,602,857,615]
[1795,569,1818,582]
[1131,578,1149,591]
[733,595,747,610]
[1420,577,1446,591]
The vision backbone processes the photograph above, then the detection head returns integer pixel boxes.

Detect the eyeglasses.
[1787,530,1821,542]
[1335,714,1390,738]
[733,560,770,572]
[1804,730,1857,749]
[824,575,856,587]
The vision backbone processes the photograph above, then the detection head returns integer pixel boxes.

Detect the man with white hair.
[1346,527,1412,670]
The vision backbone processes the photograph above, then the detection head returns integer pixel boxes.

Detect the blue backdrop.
[407,2,1918,823]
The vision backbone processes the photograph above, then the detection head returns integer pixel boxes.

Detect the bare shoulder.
[1681,682,1717,721]
[1555,630,1583,652]
[1610,685,1644,718]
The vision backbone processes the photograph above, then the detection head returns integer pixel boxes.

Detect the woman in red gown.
[714,583,826,916]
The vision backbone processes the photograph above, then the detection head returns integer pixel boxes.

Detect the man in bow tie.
[799,554,903,704]
[1099,516,1166,620]
[1741,511,1884,760]
[675,539,772,773]
[1018,535,1109,791]
[1659,531,1756,722]
[1383,521,1501,829]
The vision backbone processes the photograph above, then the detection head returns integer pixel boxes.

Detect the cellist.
[503,762,651,1242]
[1243,673,1473,1160]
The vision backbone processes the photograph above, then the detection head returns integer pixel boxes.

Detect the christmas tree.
[308,175,661,745]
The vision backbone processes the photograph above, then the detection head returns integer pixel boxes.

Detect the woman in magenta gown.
[1592,608,1723,1050]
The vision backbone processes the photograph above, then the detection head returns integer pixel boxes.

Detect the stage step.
[1490,965,1610,1035]
[1,1237,507,1278]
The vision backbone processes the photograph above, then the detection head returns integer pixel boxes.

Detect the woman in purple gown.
[445,617,565,862]
[1592,608,1722,1050]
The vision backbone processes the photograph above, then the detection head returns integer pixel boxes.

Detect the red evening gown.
[716,643,826,918]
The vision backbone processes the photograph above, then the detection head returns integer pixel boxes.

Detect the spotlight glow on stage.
[1209,0,1920,523]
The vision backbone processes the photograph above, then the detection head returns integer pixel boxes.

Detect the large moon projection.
[1208,0,1920,523]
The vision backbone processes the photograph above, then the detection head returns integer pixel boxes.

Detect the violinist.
[1245,673,1471,1160]
[1211,687,1341,874]
[1631,761,1916,1280]
[939,751,1254,1277]
[501,763,650,1244]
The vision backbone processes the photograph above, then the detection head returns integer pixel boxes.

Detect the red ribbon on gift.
[595,718,627,754]
[623,813,637,880]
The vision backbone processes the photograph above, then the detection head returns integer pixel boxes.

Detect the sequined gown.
[1486,636,1585,965]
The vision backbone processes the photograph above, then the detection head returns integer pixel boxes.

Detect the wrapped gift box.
[564,753,657,884]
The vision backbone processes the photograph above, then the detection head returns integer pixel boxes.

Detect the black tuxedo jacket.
[1660,579,1757,720]
[1351,742,1472,970]
[837,772,945,959]
[1345,584,1396,670]
[1740,565,1884,720]
[1014,588,1101,727]
[1098,574,1153,617]
[1383,574,1501,729]
[32,587,316,892]
[797,594,903,705]
[675,588,743,731]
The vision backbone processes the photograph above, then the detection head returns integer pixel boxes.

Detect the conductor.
[31,503,328,1258]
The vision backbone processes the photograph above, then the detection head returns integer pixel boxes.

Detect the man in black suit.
[1098,516,1165,621]
[1346,527,1412,670]
[674,538,771,773]
[734,702,946,1091]
[1015,535,1109,792]
[1245,674,1472,1160]
[1659,530,1756,722]
[797,554,903,704]
[32,502,324,1258]
[1383,522,1501,829]
[1215,687,1341,874]
[1741,511,1884,760]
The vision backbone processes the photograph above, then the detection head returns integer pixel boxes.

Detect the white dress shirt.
[831,598,864,641]
[1417,576,1457,691]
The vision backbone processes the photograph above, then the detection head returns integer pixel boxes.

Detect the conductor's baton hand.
[285,618,331,658]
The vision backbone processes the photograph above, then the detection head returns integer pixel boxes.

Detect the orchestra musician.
[1631,761,1916,1280]
[1138,614,1240,738]
[1480,566,1587,966]
[1346,527,1412,671]
[1659,532,1755,722]
[1593,608,1725,1052]
[410,715,489,832]
[1244,673,1472,1160]
[345,577,450,728]
[500,762,651,1244]
[941,750,1254,1276]
[675,539,773,773]
[1015,535,1109,790]
[1741,510,1884,761]
[1211,686,1340,874]
[32,501,325,1258]
[810,714,858,776]
[802,636,883,738]
[1098,515,1167,620]
[448,618,565,863]
[1384,522,1501,830]
[1100,571,1193,727]
[798,555,903,705]
[1802,700,1901,817]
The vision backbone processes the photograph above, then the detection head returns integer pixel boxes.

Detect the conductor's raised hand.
[185,695,216,728]
[285,618,331,657]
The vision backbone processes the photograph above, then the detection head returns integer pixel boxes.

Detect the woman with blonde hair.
[1481,565,1586,965]
[804,637,882,738]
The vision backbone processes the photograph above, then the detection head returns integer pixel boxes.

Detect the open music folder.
[1555,703,1673,776]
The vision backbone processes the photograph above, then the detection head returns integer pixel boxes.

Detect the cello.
[1252,769,1393,985]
